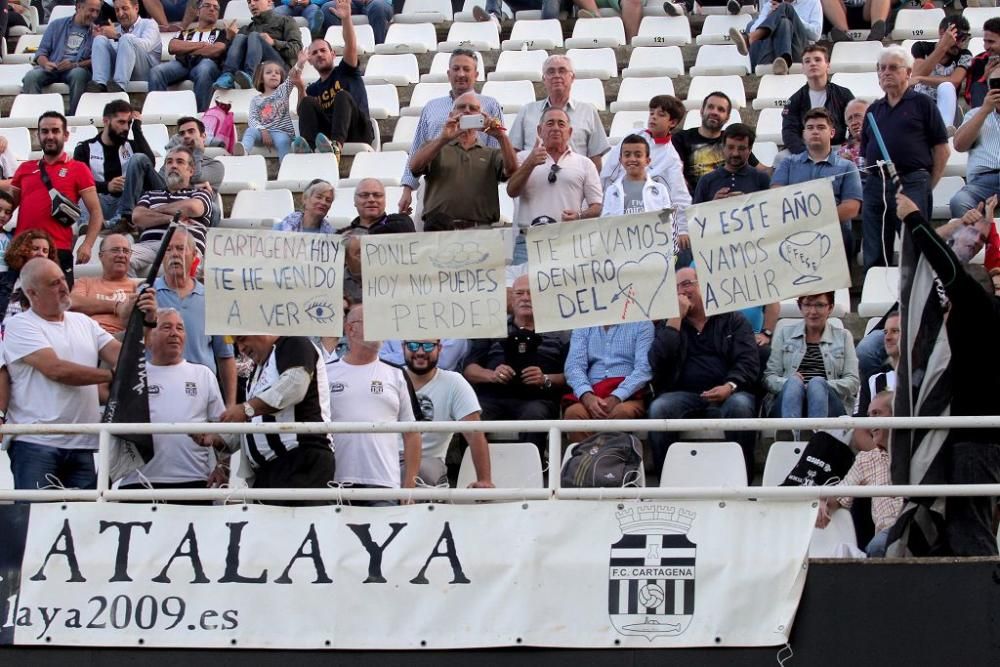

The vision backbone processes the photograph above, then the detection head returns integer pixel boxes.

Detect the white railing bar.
[0,490,101,501]
[557,484,1000,500]
[547,426,561,492]
[95,430,110,503]
[103,488,553,502]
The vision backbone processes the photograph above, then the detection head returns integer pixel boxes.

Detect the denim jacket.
[764,320,860,411]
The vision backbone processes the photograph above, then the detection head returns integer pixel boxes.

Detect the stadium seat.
[6,34,43,64]
[223,0,252,25]
[344,118,380,155]
[829,41,883,74]
[141,90,197,124]
[689,44,751,76]
[0,63,32,95]
[384,115,419,151]
[932,176,964,219]
[682,107,742,129]
[424,50,486,82]
[341,150,409,187]
[631,16,692,47]
[375,22,438,54]
[753,141,779,168]
[401,81,450,116]
[696,13,752,45]
[566,47,618,79]
[0,93,63,128]
[365,83,401,118]
[969,37,984,56]
[659,442,748,487]
[830,72,882,102]
[396,0,453,23]
[498,183,514,224]
[753,73,807,109]
[269,153,340,191]
[609,76,674,112]
[325,24,376,54]
[502,19,564,50]
[71,92,131,126]
[779,288,850,318]
[217,155,268,194]
[137,123,170,156]
[944,138,968,178]
[481,80,537,114]
[456,442,544,488]
[0,127,31,160]
[622,45,685,77]
[329,186,358,225]
[809,509,858,558]
[901,38,936,54]
[891,8,945,40]
[753,61,804,76]
[967,8,1000,37]
[454,0,513,22]
[564,16,627,48]
[488,49,548,82]
[762,441,806,486]
[754,107,784,144]
[570,78,607,111]
[684,75,746,110]
[62,125,97,159]
[226,188,296,228]
[859,267,900,317]
[362,53,421,85]
[609,111,648,142]
[47,3,76,24]
[438,21,501,51]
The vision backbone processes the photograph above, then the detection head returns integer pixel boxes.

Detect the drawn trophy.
[778,231,831,286]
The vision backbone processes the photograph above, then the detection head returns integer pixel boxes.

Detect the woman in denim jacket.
[764,292,859,423]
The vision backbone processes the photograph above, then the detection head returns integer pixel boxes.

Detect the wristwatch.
[0,408,7,423]
[761,328,773,339]
[726,381,738,393]
[543,375,552,390]
[242,402,256,419]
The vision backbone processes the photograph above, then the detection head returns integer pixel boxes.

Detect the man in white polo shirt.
[507,108,603,265]
[327,304,421,504]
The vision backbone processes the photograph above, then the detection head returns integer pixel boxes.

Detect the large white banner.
[203,229,345,337]
[3,500,814,649]
[360,230,507,341]
[686,180,852,316]
[526,211,680,333]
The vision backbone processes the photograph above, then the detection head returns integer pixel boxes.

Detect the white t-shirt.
[327,358,416,488]
[120,361,225,485]
[4,310,114,450]
[512,148,603,234]
[408,369,481,461]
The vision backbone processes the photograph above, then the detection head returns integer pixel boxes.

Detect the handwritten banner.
[204,229,345,337]
[360,230,507,340]
[686,180,851,316]
[526,211,680,333]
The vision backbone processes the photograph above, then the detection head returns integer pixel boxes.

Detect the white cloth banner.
[360,230,507,340]
[203,229,345,337]
[686,180,851,316]
[7,500,814,649]
[526,211,680,333]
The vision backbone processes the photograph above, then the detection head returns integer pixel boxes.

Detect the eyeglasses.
[877,63,905,73]
[102,247,132,255]
[355,191,384,199]
[404,341,437,352]
[548,164,561,184]
[800,302,831,310]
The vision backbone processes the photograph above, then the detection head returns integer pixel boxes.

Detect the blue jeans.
[91,33,159,87]
[148,59,221,112]
[223,32,287,77]
[242,127,294,160]
[950,171,1000,218]
[647,390,757,476]
[513,234,527,264]
[487,0,558,19]
[321,0,393,44]
[856,328,887,382]
[8,440,97,492]
[78,191,122,230]
[866,528,890,557]
[748,2,812,69]
[774,376,845,419]
[275,3,324,37]
[159,0,189,21]
[21,66,91,114]
[862,170,931,271]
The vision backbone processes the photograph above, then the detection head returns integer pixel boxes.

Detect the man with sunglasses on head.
[507,108,603,265]
[911,15,973,135]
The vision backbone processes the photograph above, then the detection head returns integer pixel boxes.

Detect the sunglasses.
[548,164,561,184]
[404,341,437,352]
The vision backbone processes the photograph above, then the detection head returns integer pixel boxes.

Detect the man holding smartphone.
[950,75,1000,217]
[408,92,518,230]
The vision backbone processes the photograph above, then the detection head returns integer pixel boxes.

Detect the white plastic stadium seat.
[69,92,130,126]
[622,45,685,77]
[341,150,409,187]
[564,17,627,48]
[944,138,968,178]
[226,189,296,229]
[217,155,268,194]
[269,153,340,191]
[135,123,170,156]
[830,41,883,74]
[0,127,31,160]
[632,16,691,47]
[502,19,564,50]
[683,108,741,130]
[456,442,543,488]
[684,75,746,110]
[891,8,945,40]
[63,125,97,159]
[696,14,752,45]
[5,34,43,65]
[753,74,808,110]
[424,50,486,82]
[0,63,32,95]
[325,24,376,54]
[754,107,784,144]
[375,22,438,54]
[762,442,806,486]
[396,0,453,23]
[566,47,618,79]
[481,80,537,114]
[608,111,648,142]
[689,44,751,76]
[830,72,882,103]
[488,49,548,82]
[0,93,64,128]
[932,176,964,219]
[384,115,420,151]
[47,3,76,23]
[965,7,1000,37]
[223,0,252,25]
[610,77,674,112]
[210,88,259,123]
[401,81,450,116]
[141,90,197,124]
[364,83,401,118]
[753,141,779,168]
[571,78,607,111]
[660,442,748,487]
[362,53,421,85]
[438,21,501,51]
[859,267,900,318]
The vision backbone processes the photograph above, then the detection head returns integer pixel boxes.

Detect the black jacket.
[73,120,153,196]
[781,81,855,154]
[648,312,760,395]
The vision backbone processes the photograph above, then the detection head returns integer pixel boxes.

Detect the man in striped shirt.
[950,81,1000,217]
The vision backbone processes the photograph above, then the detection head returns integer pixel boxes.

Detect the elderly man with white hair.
[4,256,155,491]
[509,55,610,171]
[859,45,949,271]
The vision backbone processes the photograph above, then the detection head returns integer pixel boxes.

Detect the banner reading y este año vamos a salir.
[0,501,814,649]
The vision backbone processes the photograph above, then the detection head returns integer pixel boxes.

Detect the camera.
[459,114,485,130]
[989,77,1000,91]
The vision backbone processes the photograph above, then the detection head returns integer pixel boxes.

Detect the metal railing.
[2,416,1000,503]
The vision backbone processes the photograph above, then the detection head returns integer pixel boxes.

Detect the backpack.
[561,432,643,488]
[202,102,236,154]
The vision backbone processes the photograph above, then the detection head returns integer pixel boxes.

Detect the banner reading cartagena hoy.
[0,501,814,649]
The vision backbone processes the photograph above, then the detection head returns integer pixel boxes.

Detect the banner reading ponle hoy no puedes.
[0,500,814,649]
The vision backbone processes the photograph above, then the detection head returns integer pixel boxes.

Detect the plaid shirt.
[837,447,903,533]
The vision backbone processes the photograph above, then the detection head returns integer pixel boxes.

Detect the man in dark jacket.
[212,0,302,90]
[647,266,761,476]
[73,99,153,229]
[781,45,854,155]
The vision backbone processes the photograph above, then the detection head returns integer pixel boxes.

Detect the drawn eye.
[304,299,338,324]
